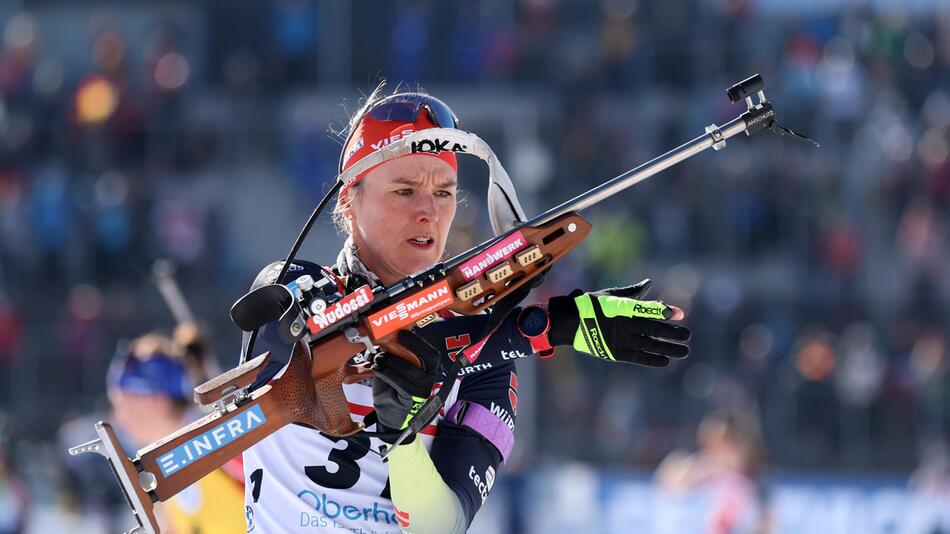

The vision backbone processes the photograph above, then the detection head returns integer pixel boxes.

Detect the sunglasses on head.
[338,92,459,173]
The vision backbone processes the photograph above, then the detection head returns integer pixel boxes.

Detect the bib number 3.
[305,432,370,490]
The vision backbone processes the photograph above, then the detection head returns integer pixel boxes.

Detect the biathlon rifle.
[69,74,816,534]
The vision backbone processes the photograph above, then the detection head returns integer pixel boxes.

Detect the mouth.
[407,235,435,250]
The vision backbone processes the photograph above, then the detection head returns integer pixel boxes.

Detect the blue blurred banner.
[472,466,949,534]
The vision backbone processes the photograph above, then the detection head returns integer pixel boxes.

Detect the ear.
[339,189,360,235]
[342,194,357,223]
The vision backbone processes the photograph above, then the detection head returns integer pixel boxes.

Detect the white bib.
[243,380,459,533]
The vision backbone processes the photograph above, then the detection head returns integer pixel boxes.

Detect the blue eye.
[395,189,413,196]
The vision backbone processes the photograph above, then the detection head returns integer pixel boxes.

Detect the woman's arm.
[387,438,469,533]
[384,312,525,533]
[387,362,516,533]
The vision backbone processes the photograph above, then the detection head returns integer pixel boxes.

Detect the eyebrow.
[393,176,458,188]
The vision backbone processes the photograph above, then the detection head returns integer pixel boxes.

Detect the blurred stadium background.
[0,0,947,532]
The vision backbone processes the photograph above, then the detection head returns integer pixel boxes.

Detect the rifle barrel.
[533,116,747,226]
[439,115,747,274]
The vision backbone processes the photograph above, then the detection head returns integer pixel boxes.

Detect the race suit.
[242,259,533,533]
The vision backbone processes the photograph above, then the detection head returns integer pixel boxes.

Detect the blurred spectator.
[0,414,28,534]
[56,285,104,403]
[0,299,21,365]
[28,163,72,276]
[106,332,245,534]
[0,445,29,534]
[0,299,21,407]
[909,440,950,497]
[655,409,771,534]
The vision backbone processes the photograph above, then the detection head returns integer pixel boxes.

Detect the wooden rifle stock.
[137,342,361,502]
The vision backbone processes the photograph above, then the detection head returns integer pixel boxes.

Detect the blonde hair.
[129,326,211,385]
[130,333,182,360]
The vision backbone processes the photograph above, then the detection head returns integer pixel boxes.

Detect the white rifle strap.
[336,128,527,236]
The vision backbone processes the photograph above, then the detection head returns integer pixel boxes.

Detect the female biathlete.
[242,87,692,534]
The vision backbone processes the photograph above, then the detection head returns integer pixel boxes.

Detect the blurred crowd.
[0,0,948,531]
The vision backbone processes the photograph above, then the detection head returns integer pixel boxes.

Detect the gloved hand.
[548,279,691,367]
[372,329,442,443]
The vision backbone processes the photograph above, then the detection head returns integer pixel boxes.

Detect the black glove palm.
[371,329,442,443]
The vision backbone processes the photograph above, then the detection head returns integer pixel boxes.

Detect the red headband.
[339,113,458,197]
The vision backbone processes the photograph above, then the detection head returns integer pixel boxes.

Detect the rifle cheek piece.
[230,284,295,332]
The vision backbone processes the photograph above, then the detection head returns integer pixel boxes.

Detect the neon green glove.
[548,279,691,367]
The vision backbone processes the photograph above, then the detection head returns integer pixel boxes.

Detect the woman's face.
[347,155,457,285]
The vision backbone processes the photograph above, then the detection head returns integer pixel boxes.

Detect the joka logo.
[368,280,454,338]
[410,138,468,155]
[459,231,527,281]
[307,285,374,334]
[158,405,266,477]
[445,334,471,361]
[297,491,398,526]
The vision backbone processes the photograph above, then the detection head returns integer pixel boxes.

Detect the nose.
[415,193,439,224]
